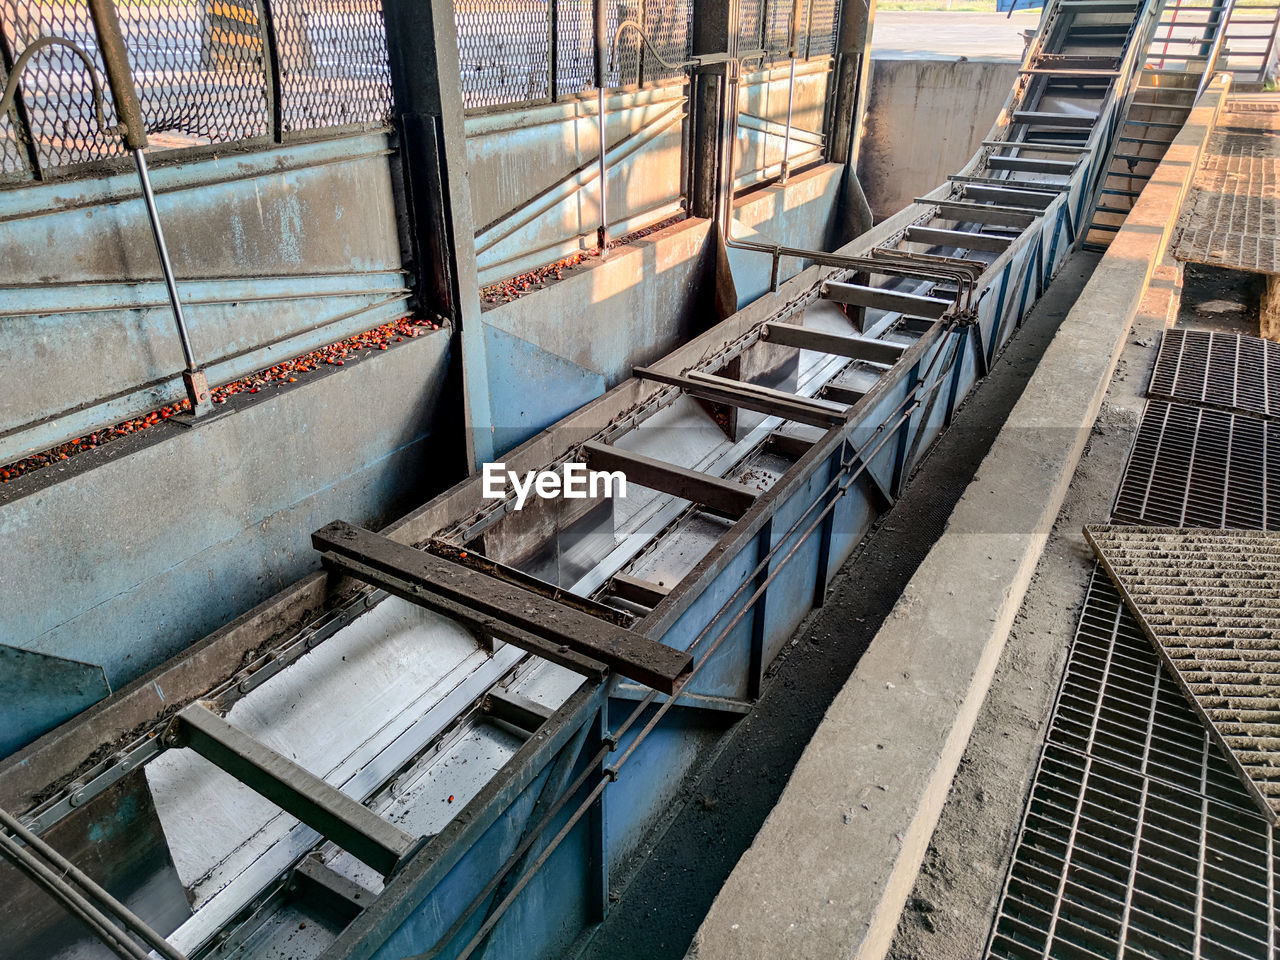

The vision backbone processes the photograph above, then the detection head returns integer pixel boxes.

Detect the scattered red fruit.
[1,315,443,483]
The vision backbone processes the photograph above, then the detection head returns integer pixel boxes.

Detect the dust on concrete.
[575,251,1102,960]
[885,275,1166,960]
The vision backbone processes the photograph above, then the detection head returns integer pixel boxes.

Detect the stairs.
[1082,0,1280,249]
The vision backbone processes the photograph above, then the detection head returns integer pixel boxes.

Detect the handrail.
[1197,0,1237,98]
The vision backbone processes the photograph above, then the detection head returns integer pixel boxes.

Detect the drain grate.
[1086,525,1280,824]
[987,572,1279,960]
[1112,399,1280,530]
[1149,329,1280,420]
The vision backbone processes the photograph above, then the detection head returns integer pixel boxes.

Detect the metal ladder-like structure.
[1082,0,1280,249]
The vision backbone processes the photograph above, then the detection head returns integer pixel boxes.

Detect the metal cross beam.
[582,441,759,520]
[633,366,849,429]
[172,703,419,877]
[761,322,910,365]
[313,522,691,692]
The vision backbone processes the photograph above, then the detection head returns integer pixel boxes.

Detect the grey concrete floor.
[871,11,1042,61]
[574,249,1102,960]
[885,265,1169,960]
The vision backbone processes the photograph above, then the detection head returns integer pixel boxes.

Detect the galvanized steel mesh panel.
[1088,525,1280,823]
[1112,399,1280,530]
[1150,329,1280,420]
[738,0,765,53]
[271,0,392,133]
[0,1,126,169]
[0,0,392,175]
[640,0,690,84]
[738,0,840,62]
[804,0,838,58]
[554,0,596,97]
[988,572,1279,960]
[455,0,551,109]
[455,0,693,110]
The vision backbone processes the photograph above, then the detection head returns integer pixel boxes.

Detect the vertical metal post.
[594,0,609,256]
[890,360,920,499]
[826,0,876,241]
[747,517,772,699]
[88,0,211,413]
[383,0,493,469]
[812,449,838,606]
[689,0,736,222]
[779,0,805,184]
[587,703,610,921]
[0,31,43,179]
[826,0,874,170]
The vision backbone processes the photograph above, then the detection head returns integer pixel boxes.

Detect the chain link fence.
[0,0,392,181]
[456,0,696,113]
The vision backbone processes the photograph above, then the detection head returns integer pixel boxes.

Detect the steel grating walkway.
[988,322,1280,958]
[987,573,1279,960]
[1150,330,1280,420]
[1086,525,1280,824]
[1172,95,1280,277]
[1111,399,1280,530]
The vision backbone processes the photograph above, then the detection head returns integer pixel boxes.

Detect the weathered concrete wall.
[0,329,453,688]
[478,162,847,454]
[727,163,844,306]
[466,87,687,286]
[0,133,409,465]
[858,58,1020,220]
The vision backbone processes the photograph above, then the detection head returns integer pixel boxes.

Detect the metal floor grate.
[1150,330,1280,420]
[987,572,1279,960]
[1087,525,1280,824]
[1112,399,1280,530]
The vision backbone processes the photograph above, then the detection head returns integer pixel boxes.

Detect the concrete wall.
[0,133,410,465]
[0,328,452,688]
[477,162,847,455]
[466,86,687,286]
[858,58,1020,220]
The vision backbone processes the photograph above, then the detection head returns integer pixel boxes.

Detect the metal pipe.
[779,0,805,184]
[0,830,152,960]
[87,0,210,413]
[0,807,188,960]
[594,0,609,256]
[134,148,198,375]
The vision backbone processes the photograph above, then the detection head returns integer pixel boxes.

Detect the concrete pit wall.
[0,329,453,690]
[858,58,1021,221]
[474,162,848,455]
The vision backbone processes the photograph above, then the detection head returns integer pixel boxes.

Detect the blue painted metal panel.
[483,323,608,457]
[367,763,558,960]
[0,645,111,756]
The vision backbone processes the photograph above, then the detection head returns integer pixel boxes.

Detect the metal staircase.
[1081,0,1280,249]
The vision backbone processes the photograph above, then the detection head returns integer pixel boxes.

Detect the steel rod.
[133,149,197,374]
[594,0,609,257]
[0,829,153,960]
[0,806,187,960]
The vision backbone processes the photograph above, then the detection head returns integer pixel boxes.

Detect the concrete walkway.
[871,11,1042,61]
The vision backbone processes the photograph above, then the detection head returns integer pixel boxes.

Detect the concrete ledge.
[687,77,1230,960]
